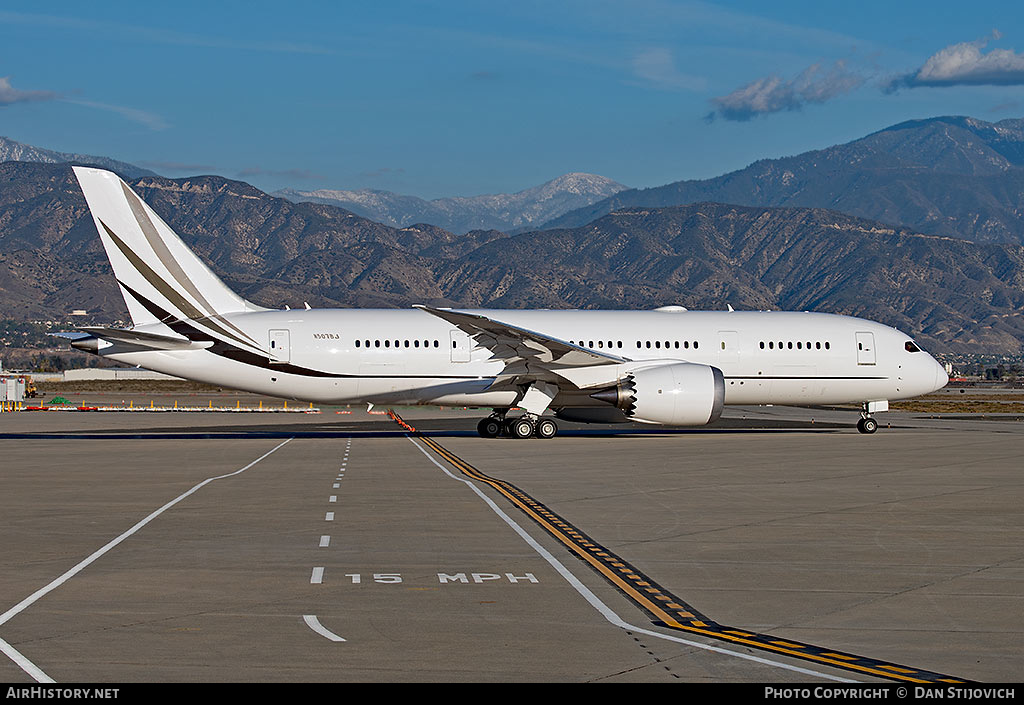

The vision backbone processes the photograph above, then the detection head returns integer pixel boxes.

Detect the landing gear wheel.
[535,418,558,439]
[477,417,502,438]
[509,417,536,439]
[857,417,878,434]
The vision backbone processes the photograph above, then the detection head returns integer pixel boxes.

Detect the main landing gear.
[478,382,561,439]
[477,410,558,439]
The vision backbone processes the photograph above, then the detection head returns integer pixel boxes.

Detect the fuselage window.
[404,340,410,348]
[797,342,802,349]
[655,341,661,349]
[815,342,821,349]
[645,341,651,349]
[824,341,830,350]
[384,340,390,348]
[684,341,690,349]
[693,341,699,349]
[617,341,622,349]
[759,341,765,349]
[355,340,360,348]
[434,340,439,347]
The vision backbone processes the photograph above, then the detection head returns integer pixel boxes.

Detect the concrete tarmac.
[0,399,1020,683]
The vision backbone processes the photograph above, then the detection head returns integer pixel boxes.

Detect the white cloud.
[707,61,862,121]
[0,76,56,106]
[886,31,1024,91]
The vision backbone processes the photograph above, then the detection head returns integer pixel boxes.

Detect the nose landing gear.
[857,415,878,434]
[857,401,883,434]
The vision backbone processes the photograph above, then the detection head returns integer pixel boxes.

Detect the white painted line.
[405,436,853,683]
[319,535,331,547]
[329,495,337,503]
[0,636,53,683]
[325,512,335,521]
[333,483,339,488]
[0,437,294,683]
[303,615,346,642]
[311,567,325,584]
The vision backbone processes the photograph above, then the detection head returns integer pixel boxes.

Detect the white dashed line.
[311,567,325,584]
[319,535,331,547]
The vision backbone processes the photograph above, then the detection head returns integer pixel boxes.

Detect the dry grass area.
[891,401,1024,413]
[892,390,1024,414]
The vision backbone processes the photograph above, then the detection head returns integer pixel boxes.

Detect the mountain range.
[0,136,156,180]
[1,161,1023,354]
[275,172,627,234]
[543,116,1024,245]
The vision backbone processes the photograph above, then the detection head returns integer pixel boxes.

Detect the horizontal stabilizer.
[75,326,213,351]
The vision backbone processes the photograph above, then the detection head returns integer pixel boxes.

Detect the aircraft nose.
[933,358,949,391]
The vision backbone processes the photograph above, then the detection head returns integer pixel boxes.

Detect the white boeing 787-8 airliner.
[64,167,948,438]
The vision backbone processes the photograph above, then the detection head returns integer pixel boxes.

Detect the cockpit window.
[905,341,921,353]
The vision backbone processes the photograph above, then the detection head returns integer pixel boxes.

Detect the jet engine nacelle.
[591,362,726,426]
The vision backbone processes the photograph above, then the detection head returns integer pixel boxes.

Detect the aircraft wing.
[414,305,629,390]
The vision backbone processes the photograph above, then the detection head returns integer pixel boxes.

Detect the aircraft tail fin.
[73,167,262,328]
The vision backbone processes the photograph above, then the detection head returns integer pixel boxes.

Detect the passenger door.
[718,330,739,367]
[269,329,291,364]
[855,331,876,365]
[449,329,472,362]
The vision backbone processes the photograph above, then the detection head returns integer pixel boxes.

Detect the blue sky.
[2,1,1023,199]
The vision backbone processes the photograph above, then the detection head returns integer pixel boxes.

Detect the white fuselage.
[102,308,948,411]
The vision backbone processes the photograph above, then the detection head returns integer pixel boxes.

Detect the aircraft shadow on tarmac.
[0,416,853,440]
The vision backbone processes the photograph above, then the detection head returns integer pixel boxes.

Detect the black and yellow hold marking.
[389,410,969,684]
